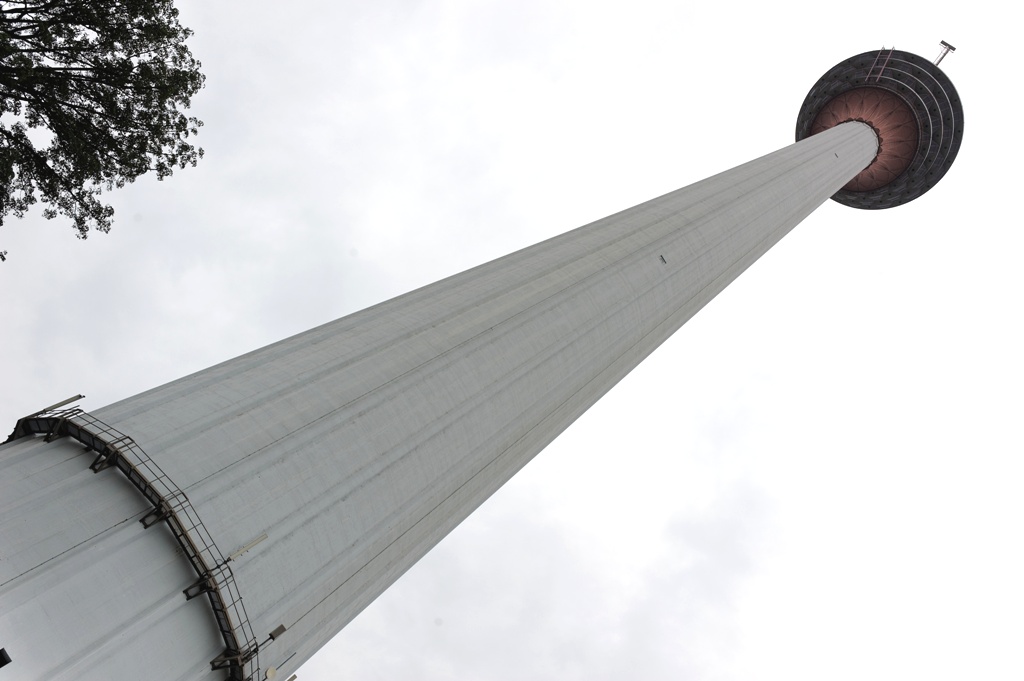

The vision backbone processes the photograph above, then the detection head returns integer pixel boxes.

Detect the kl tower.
[0,45,962,681]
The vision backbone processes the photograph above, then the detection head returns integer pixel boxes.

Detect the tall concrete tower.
[0,47,962,681]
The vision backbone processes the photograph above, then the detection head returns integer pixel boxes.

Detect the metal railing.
[7,407,261,681]
[867,47,894,82]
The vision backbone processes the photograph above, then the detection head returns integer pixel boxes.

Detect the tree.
[0,0,204,241]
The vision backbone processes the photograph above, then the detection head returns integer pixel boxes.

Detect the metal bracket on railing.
[141,502,173,528]
[185,574,217,600]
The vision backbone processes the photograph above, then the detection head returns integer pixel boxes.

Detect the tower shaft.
[1,121,877,681]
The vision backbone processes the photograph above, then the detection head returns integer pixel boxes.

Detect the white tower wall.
[1,122,877,681]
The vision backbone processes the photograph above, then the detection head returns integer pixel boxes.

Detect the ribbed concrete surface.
[0,435,222,681]
[1,121,876,681]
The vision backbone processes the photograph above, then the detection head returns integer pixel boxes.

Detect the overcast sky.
[2,2,1022,680]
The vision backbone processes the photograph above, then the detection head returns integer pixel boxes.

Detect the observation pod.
[796,47,964,209]
[0,45,963,681]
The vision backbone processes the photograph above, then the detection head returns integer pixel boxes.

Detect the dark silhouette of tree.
[0,0,204,242]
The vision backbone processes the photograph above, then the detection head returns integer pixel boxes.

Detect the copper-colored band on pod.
[810,87,919,191]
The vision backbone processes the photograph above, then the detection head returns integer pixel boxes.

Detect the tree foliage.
[0,0,204,239]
